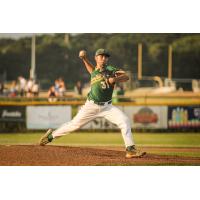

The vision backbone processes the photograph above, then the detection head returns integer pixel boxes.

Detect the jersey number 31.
[100,81,109,89]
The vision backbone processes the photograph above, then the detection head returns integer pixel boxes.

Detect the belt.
[89,99,112,106]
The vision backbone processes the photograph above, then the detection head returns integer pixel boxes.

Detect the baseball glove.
[99,69,117,87]
[100,69,116,80]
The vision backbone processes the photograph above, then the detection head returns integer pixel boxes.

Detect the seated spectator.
[9,80,18,97]
[48,86,58,102]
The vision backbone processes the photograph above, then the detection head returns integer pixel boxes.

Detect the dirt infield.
[0,145,200,166]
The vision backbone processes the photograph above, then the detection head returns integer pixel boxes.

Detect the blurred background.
[0,33,199,132]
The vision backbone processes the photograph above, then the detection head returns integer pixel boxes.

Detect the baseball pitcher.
[39,49,146,158]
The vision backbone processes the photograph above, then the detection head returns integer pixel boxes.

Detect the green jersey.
[88,65,118,102]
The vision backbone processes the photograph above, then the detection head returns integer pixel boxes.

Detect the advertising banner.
[0,106,26,122]
[168,106,200,129]
[123,106,168,129]
[26,106,71,129]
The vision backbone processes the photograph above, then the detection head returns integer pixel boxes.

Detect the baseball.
[79,50,86,59]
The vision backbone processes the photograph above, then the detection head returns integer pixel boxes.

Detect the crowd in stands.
[0,76,39,97]
[48,77,66,102]
[48,78,85,102]
[0,76,84,101]
[0,75,124,101]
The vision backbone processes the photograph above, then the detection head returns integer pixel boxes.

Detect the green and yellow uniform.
[47,50,135,150]
[88,65,118,102]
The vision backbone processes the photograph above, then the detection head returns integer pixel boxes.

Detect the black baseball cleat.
[39,129,53,146]
[125,145,146,158]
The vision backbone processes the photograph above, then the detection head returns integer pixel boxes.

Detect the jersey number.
[100,81,109,89]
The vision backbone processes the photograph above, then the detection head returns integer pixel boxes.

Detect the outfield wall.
[0,103,199,132]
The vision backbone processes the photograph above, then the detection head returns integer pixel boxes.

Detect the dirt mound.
[0,145,200,166]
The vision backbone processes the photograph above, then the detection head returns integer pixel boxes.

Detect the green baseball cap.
[95,49,110,57]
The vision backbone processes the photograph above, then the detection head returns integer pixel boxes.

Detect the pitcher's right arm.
[79,50,94,74]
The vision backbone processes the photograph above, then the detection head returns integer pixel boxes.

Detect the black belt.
[89,100,112,106]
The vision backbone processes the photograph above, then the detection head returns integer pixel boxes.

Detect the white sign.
[123,106,168,129]
[26,106,71,129]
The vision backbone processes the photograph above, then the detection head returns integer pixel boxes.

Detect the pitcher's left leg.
[103,105,134,147]
[103,105,146,158]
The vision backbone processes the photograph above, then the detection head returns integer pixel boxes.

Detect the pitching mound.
[0,145,200,166]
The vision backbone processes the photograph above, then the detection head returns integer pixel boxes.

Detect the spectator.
[18,76,27,97]
[58,78,66,97]
[54,79,60,93]
[9,80,18,97]
[48,86,58,102]
[32,82,39,97]
[74,81,83,95]
[26,78,34,97]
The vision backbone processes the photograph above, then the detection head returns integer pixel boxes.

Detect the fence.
[0,100,199,132]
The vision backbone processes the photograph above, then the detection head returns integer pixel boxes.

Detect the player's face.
[95,54,109,66]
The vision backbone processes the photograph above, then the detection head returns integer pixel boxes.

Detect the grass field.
[0,132,200,158]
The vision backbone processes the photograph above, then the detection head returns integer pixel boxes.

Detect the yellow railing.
[0,98,199,106]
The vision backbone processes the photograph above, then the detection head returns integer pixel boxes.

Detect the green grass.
[151,151,200,157]
[134,133,200,147]
[0,132,200,147]
[1,132,200,158]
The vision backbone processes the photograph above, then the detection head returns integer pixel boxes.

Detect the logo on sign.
[2,110,22,118]
[133,107,158,124]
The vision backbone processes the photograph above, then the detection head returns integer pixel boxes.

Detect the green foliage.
[148,43,167,60]
[0,33,200,89]
[172,35,200,52]
[172,35,200,79]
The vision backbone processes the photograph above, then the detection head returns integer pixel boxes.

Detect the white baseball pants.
[52,100,134,147]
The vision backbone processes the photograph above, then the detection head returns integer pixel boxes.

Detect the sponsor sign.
[26,106,71,129]
[123,106,168,129]
[168,106,200,129]
[0,106,26,122]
